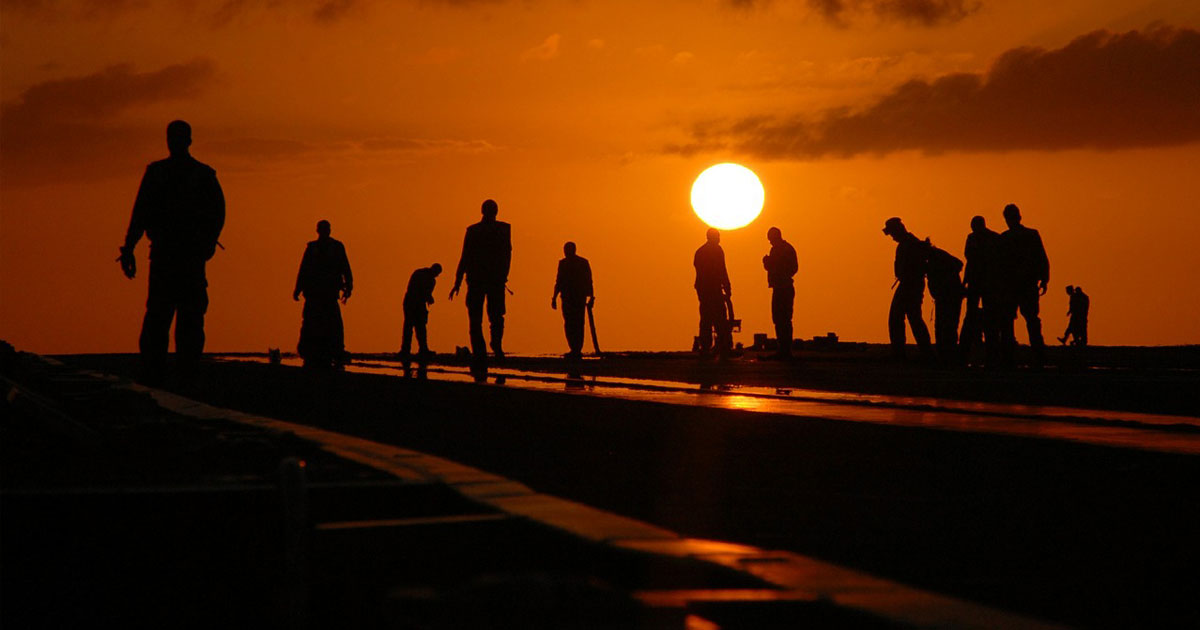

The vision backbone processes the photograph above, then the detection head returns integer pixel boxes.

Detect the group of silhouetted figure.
[882,207,1088,369]
[118,121,1088,383]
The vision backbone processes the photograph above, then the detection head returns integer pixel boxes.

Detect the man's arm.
[719,249,731,295]
[551,260,563,309]
[119,167,155,278]
[500,224,512,283]
[786,243,798,277]
[294,245,310,301]
[340,242,353,301]
[206,169,226,258]
[450,230,469,299]
[1035,232,1049,294]
[584,260,594,307]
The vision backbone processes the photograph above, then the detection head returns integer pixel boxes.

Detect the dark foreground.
[6,346,1200,628]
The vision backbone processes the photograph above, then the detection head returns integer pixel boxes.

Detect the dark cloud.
[667,26,1200,159]
[729,0,978,25]
[0,59,216,186]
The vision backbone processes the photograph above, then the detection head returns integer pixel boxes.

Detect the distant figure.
[118,120,225,383]
[1059,285,1089,346]
[760,226,798,360]
[997,204,1050,367]
[551,242,594,359]
[400,263,442,361]
[881,218,932,360]
[925,239,965,364]
[293,220,353,368]
[449,199,512,365]
[959,216,1002,367]
[694,228,732,359]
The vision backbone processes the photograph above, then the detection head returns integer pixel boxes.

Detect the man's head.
[706,227,720,244]
[563,241,577,257]
[882,217,906,242]
[316,220,331,237]
[767,226,782,244]
[1065,285,1075,295]
[481,199,498,218]
[1003,203,1022,228]
[970,215,987,233]
[166,120,192,156]
[431,263,443,276]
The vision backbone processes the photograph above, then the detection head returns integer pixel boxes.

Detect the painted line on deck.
[106,373,1064,630]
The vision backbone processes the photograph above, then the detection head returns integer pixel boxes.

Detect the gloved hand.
[117,246,136,279]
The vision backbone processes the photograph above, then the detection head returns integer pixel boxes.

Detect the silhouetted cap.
[481,199,498,217]
[882,217,904,235]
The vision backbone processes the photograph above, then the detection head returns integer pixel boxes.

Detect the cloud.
[667,26,1200,159]
[521,33,561,61]
[728,0,978,26]
[359,138,496,153]
[0,59,217,186]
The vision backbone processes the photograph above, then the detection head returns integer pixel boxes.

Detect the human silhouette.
[400,263,442,362]
[551,242,594,359]
[959,216,1001,367]
[118,120,225,384]
[760,226,798,360]
[449,199,512,367]
[1059,285,1089,346]
[694,228,732,359]
[925,238,965,364]
[293,220,353,369]
[997,204,1050,367]
[881,218,932,361]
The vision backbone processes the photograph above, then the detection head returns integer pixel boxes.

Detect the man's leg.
[888,290,908,358]
[959,292,981,353]
[486,285,506,357]
[400,314,415,356]
[772,285,795,357]
[465,286,486,359]
[139,264,178,382]
[1020,288,1044,366]
[563,301,584,355]
[415,315,429,356]
[905,292,932,351]
[697,296,714,355]
[174,269,209,375]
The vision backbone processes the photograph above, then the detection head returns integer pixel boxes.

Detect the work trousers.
[298,293,344,367]
[999,285,1045,366]
[933,294,963,362]
[960,290,1000,365]
[697,289,731,356]
[561,299,586,355]
[888,282,931,358]
[466,283,505,358]
[140,259,208,376]
[400,307,429,356]
[771,284,795,355]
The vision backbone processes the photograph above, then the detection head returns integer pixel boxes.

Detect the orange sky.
[3,0,1199,355]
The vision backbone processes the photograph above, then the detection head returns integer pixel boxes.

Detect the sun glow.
[690,163,765,230]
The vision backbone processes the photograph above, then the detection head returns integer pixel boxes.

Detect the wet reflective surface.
[221,356,1200,455]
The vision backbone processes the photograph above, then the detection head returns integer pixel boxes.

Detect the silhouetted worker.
[997,203,1050,367]
[551,242,594,359]
[881,218,932,360]
[761,226,798,360]
[959,216,1001,366]
[293,220,353,368]
[449,199,512,364]
[118,120,225,383]
[925,239,965,364]
[695,228,733,359]
[400,263,442,361]
[1059,285,1089,346]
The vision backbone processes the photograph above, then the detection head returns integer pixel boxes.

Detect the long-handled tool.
[724,294,742,333]
[587,300,602,356]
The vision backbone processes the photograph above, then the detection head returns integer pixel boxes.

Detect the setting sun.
[691,163,765,230]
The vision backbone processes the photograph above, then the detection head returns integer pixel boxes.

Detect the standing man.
[997,203,1050,367]
[118,120,225,384]
[293,220,354,369]
[694,227,732,359]
[959,216,1001,366]
[400,263,442,362]
[881,218,933,361]
[551,242,594,359]
[760,226,798,360]
[449,199,512,365]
